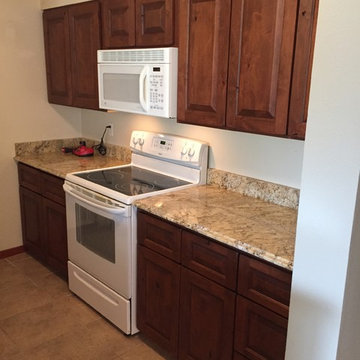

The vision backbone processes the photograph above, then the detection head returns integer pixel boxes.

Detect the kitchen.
[0,0,359,359]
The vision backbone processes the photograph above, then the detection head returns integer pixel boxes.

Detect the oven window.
[75,204,115,263]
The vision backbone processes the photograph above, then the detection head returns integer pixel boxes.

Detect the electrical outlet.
[107,124,114,136]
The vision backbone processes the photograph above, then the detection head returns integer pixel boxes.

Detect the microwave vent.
[99,48,173,64]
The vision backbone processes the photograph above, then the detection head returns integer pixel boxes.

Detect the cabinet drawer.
[42,172,65,206]
[18,163,43,194]
[234,296,288,360]
[182,230,238,290]
[238,255,292,318]
[137,211,181,262]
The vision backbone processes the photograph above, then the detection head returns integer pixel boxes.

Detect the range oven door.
[64,182,132,299]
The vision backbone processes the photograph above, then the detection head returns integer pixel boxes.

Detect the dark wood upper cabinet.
[100,0,136,48]
[177,0,319,139]
[69,1,101,109]
[135,0,174,47]
[100,0,175,48]
[227,0,298,136]
[287,0,319,139]
[43,1,100,110]
[43,7,72,106]
[177,0,231,128]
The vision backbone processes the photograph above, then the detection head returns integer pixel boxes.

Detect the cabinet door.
[135,0,174,47]
[287,0,319,139]
[101,0,136,48]
[137,245,180,356]
[234,296,288,360]
[177,0,231,127]
[43,7,72,106]
[179,268,235,360]
[43,198,68,279]
[226,0,298,136]
[69,1,100,109]
[19,187,44,262]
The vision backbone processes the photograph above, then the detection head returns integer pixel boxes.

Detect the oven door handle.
[63,183,129,216]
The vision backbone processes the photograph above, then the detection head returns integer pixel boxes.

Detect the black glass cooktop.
[75,166,191,196]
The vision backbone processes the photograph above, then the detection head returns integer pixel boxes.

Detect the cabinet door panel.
[179,268,235,360]
[227,0,298,135]
[43,7,72,105]
[69,1,100,109]
[287,0,319,139]
[43,198,68,279]
[101,0,135,48]
[137,246,180,356]
[136,0,174,47]
[19,187,44,262]
[177,0,231,127]
[235,296,288,360]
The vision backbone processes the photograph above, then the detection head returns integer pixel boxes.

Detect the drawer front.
[182,230,238,290]
[137,211,181,262]
[234,296,288,360]
[238,255,292,318]
[18,163,43,194]
[42,171,65,206]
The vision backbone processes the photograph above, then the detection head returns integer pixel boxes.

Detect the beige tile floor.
[0,253,171,360]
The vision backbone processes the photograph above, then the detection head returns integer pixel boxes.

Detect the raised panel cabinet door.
[177,0,231,127]
[69,1,101,109]
[137,245,180,356]
[227,0,298,136]
[19,187,44,262]
[100,0,136,48]
[135,0,174,47]
[43,7,72,106]
[235,296,288,360]
[43,198,68,279]
[287,0,319,139]
[179,268,235,360]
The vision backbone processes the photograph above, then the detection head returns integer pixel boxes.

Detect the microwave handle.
[139,66,149,112]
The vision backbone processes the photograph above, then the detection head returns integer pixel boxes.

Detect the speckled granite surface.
[208,168,299,209]
[135,185,297,270]
[14,138,131,178]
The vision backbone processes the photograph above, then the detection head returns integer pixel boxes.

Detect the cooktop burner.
[74,166,191,196]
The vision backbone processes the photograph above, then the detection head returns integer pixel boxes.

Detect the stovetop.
[74,165,191,197]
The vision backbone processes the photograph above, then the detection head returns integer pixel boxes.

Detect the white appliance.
[64,131,208,335]
[98,48,178,118]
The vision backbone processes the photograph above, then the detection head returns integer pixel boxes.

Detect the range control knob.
[138,138,144,146]
[181,144,188,156]
[188,147,195,158]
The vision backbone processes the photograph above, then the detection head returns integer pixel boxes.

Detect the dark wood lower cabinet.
[43,198,68,277]
[19,187,44,262]
[18,163,68,279]
[179,268,235,360]
[234,296,288,360]
[137,210,291,360]
[137,245,180,356]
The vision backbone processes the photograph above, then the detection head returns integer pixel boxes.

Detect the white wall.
[285,0,360,358]
[0,0,81,252]
[81,110,304,188]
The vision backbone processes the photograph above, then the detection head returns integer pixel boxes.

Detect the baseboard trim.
[0,245,25,259]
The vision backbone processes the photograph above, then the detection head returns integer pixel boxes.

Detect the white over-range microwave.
[97,47,177,118]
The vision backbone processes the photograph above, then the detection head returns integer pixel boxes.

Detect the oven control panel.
[130,131,208,167]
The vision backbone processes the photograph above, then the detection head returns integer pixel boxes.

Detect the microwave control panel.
[149,66,166,112]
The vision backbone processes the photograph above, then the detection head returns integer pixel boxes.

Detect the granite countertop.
[135,185,297,270]
[14,152,128,179]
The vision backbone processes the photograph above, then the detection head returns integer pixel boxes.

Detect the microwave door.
[98,64,148,114]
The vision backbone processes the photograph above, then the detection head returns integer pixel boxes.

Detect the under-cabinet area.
[137,210,292,360]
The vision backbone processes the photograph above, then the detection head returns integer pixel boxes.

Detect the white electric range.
[63,130,208,334]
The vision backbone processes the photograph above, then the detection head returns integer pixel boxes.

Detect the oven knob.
[181,144,188,156]
[132,137,138,146]
[138,138,144,146]
[188,147,195,158]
